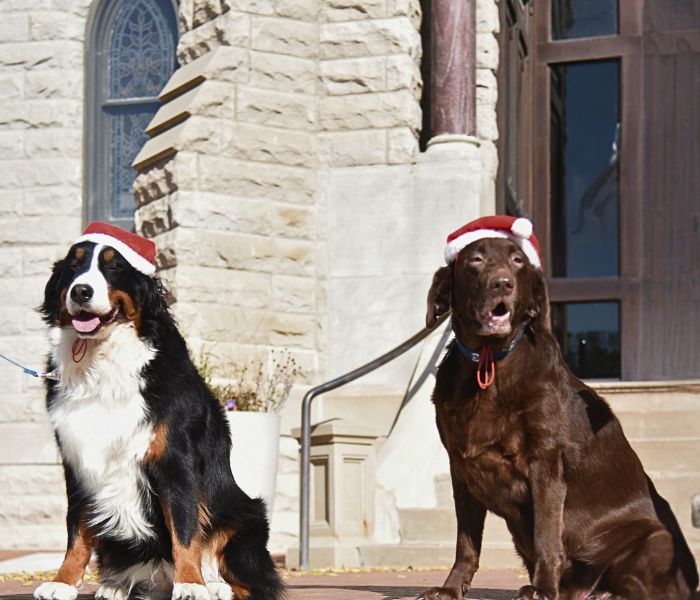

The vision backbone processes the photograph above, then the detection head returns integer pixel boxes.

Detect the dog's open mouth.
[476,302,512,336]
[71,307,119,335]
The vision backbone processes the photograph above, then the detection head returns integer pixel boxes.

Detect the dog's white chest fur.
[48,324,157,542]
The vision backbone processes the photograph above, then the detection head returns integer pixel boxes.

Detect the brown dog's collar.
[453,324,527,364]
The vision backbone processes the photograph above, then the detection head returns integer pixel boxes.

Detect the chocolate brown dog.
[418,217,698,600]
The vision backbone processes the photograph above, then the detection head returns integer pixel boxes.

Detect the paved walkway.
[0,552,526,600]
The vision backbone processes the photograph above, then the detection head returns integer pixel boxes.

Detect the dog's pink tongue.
[72,316,100,333]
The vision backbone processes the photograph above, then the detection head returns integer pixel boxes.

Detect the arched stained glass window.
[86,0,178,230]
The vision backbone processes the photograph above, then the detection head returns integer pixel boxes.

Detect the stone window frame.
[84,0,178,231]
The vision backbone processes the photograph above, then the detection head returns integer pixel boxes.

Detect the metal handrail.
[298,313,449,570]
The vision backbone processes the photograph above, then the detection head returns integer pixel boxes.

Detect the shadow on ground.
[287,585,517,599]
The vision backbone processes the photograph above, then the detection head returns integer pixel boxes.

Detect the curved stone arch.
[84,0,178,231]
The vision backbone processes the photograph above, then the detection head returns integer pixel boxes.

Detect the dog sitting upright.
[35,222,283,600]
[418,216,698,600]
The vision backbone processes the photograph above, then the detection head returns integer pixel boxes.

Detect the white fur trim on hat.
[444,229,541,268]
[74,232,156,276]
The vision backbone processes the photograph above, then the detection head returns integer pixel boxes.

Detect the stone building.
[0,0,698,571]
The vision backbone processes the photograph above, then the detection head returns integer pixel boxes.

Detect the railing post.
[297,315,448,570]
[299,389,314,570]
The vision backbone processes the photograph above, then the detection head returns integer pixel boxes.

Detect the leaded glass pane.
[109,107,157,219]
[550,60,620,278]
[109,0,175,100]
[552,0,618,40]
[551,302,620,379]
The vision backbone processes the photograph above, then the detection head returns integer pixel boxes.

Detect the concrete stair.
[358,384,700,569]
[359,474,523,569]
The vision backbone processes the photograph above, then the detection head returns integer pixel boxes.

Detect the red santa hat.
[74,222,157,276]
[444,215,542,268]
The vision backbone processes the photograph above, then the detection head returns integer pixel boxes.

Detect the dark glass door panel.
[551,0,618,40]
[550,59,620,278]
[551,301,620,379]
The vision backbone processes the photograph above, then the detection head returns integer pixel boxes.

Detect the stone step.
[617,408,700,440]
[400,508,513,544]
[631,438,700,473]
[357,540,523,569]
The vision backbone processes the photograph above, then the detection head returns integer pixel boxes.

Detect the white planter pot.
[226,411,281,513]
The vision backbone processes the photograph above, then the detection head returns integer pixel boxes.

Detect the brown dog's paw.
[416,587,460,600]
[512,585,555,600]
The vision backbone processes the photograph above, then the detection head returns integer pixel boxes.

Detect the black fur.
[40,242,283,600]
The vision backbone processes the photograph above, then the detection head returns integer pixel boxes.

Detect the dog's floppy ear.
[39,259,69,325]
[526,266,551,333]
[426,266,452,329]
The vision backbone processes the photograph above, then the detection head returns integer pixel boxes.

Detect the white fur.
[99,560,171,599]
[94,585,127,600]
[200,551,225,584]
[48,321,157,542]
[34,582,79,600]
[204,583,233,600]
[66,244,113,318]
[172,583,210,600]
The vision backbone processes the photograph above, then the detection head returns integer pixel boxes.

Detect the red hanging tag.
[477,344,495,389]
[72,338,88,363]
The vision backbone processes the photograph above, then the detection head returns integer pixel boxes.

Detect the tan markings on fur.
[108,290,141,332]
[205,527,236,558]
[207,528,251,599]
[102,248,115,262]
[198,501,213,531]
[75,247,86,262]
[53,524,95,587]
[161,501,205,585]
[144,423,168,464]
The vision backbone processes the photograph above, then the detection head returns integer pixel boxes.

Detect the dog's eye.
[469,253,484,265]
[511,254,525,266]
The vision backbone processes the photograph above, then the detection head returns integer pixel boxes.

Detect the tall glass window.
[551,302,620,379]
[550,59,620,279]
[86,0,178,230]
[551,0,618,41]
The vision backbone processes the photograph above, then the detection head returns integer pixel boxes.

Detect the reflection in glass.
[551,302,620,379]
[103,0,177,222]
[110,109,156,219]
[552,0,618,40]
[550,60,619,278]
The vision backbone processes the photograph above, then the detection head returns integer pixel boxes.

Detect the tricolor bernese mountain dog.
[34,223,283,600]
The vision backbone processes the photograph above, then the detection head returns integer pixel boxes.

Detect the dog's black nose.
[490,273,514,296]
[70,284,94,304]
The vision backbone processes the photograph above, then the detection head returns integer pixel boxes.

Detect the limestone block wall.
[134,2,321,383]
[319,0,500,387]
[0,0,91,547]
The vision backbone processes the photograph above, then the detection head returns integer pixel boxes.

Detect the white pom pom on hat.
[444,215,542,268]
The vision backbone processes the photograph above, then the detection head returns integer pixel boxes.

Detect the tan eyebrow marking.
[75,247,86,261]
[103,249,115,262]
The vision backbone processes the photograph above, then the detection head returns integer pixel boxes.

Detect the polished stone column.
[430,0,476,137]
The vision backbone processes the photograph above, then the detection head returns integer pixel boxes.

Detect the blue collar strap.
[453,324,527,363]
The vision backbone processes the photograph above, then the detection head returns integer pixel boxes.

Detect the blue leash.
[0,352,59,380]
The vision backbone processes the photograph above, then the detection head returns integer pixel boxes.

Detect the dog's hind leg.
[213,498,283,600]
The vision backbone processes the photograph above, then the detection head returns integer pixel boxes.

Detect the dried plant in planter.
[197,349,300,413]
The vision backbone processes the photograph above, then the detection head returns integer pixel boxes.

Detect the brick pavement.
[0,569,526,600]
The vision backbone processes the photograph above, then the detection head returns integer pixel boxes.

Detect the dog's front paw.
[416,587,460,600]
[205,582,232,600]
[512,585,555,600]
[34,582,79,600]
[172,583,210,600]
[95,584,127,600]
